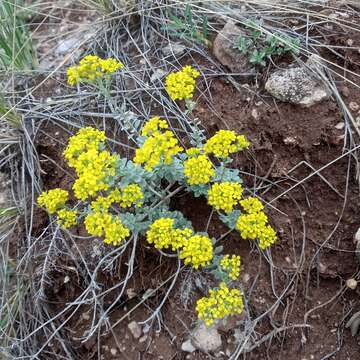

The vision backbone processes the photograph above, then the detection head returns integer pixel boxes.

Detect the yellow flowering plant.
[36,65,279,329]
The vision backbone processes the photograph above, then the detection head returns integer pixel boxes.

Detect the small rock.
[265,65,331,107]
[341,86,350,98]
[128,321,142,339]
[63,275,70,284]
[354,228,360,243]
[162,42,187,56]
[126,288,137,299]
[213,21,255,74]
[335,122,345,130]
[139,335,148,343]
[55,37,80,55]
[283,136,297,145]
[181,339,196,353]
[349,102,359,112]
[110,348,117,356]
[346,278,358,290]
[251,108,259,120]
[150,68,167,83]
[192,323,222,353]
[242,273,250,283]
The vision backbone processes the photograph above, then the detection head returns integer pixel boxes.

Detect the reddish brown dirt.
[25,6,360,360]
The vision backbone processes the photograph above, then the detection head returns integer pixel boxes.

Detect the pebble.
[349,102,359,112]
[181,339,196,353]
[192,323,222,353]
[335,122,345,130]
[346,278,358,290]
[110,348,117,355]
[128,321,142,339]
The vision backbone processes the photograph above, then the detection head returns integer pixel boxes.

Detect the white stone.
[127,321,142,339]
[192,323,222,353]
[354,228,360,243]
[181,339,196,353]
[162,42,187,56]
[265,65,331,107]
[346,278,358,290]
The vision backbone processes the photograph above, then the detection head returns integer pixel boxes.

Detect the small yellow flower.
[104,217,130,246]
[184,154,215,185]
[118,184,144,208]
[220,255,241,280]
[236,212,268,240]
[141,116,169,137]
[179,234,213,269]
[37,189,69,214]
[134,121,183,171]
[236,196,277,249]
[196,282,244,326]
[146,218,193,251]
[165,65,200,101]
[57,209,78,229]
[204,130,249,159]
[208,182,243,213]
[84,211,130,245]
[67,55,124,86]
[240,197,264,214]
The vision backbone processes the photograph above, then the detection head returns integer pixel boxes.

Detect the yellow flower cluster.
[183,154,215,185]
[67,55,124,86]
[208,182,243,213]
[63,127,106,169]
[134,118,183,171]
[57,209,78,229]
[118,184,144,208]
[220,255,241,281]
[165,65,200,101]
[63,127,118,201]
[179,234,213,269]
[89,185,143,212]
[146,219,213,268]
[240,197,264,214]
[37,189,69,214]
[196,282,244,326]
[84,211,130,246]
[236,197,277,250]
[146,218,193,251]
[204,130,250,159]
[141,116,169,136]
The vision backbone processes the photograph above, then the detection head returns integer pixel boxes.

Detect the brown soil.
[22,4,360,360]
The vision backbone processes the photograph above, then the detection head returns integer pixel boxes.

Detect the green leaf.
[219,210,241,230]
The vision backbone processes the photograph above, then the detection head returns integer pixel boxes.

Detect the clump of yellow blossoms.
[89,185,143,211]
[141,116,169,136]
[196,282,244,326]
[208,182,243,214]
[183,154,215,185]
[63,127,118,201]
[57,209,78,229]
[146,218,193,251]
[67,55,124,86]
[37,189,69,214]
[236,197,277,250]
[118,184,144,208]
[220,255,241,281]
[146,219,213,269]
[179,234,213,269]
[240,197,264,214]
[84,211,130,246]
[204,130,250,159]
[134,117,183,171]
[165,65,200,101]
[72,150,117,200]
